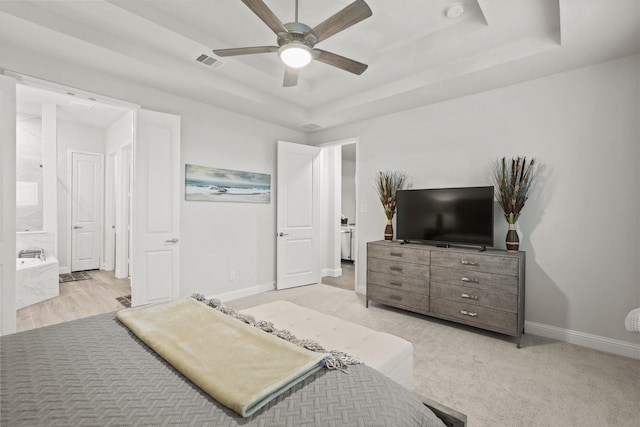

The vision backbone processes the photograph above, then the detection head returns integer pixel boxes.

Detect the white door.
[276,141,321,289]
[0,75,16,335]
[71,152,103,272]
[131,109,180,307]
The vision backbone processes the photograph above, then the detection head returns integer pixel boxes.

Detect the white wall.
[309,55,640,348]
[178,106,300,297]
[56,121,106,272]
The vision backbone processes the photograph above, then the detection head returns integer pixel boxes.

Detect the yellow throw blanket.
[116,298,328,417]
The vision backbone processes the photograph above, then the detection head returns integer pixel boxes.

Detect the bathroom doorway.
[320,140,358,292]
[15,83,134,330]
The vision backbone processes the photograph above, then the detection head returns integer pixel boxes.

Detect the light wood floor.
[16,270,131,333]
[321,261,355,291]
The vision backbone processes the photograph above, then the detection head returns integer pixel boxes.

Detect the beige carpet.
[227,284,640,427]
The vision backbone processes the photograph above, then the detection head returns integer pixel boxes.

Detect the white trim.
[315,137,359,294]
[322,268,342,278]
[4,71,140,110]
[209,282,276,303]
[58,266,70,275]
[525,321,640,360]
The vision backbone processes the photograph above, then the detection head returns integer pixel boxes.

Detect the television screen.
[396,186,494,247]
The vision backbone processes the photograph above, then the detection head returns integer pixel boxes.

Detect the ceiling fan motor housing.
[278,22,317,48]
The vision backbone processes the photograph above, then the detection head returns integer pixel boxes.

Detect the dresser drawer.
[430,266,518,295]
[368,271,429,295]
[431,282,517,313]
[368,258,429,279]
[430,297,517,333]
[368,243,430,265]
[367,284,429,313]
[431,251,519,276]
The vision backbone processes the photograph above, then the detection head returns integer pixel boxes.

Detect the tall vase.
[505,223,520,253]
[384,219,393,241]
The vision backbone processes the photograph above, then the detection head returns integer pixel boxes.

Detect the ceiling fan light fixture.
[278,43,313,68]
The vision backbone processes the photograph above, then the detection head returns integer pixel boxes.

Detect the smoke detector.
[445,3,464,18]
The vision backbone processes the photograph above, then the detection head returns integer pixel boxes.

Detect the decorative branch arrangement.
[375,170,406,220]
[490,157,539,225]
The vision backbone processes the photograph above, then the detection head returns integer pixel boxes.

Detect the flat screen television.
[396,186,494,248]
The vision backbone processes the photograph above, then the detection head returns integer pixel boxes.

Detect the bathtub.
[16,257,59,309]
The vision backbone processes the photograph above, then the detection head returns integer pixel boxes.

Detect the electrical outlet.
[229,270,237,281]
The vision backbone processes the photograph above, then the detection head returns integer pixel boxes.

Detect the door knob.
[73,226,83,229]
[278,232,289,237]
[165,238,179,243]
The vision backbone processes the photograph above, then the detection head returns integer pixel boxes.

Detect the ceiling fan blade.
[213,46,278,57]
[313,49,368,75]
[241,0,288,35]
[308,0,372,43]
[283,66,299,87]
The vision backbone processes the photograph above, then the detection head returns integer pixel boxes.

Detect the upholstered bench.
[625,308,640,333]
[239,301,414,389]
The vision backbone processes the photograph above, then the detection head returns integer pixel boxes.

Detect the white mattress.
[239,301,414,389]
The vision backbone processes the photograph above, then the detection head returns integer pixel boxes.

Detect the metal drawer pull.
[461,277,479,284]
[460,309,478,317]
[460,259,479,266]
[461,293,478,300]
[390,252,403,257]
[389,295,403,301]
[389,282,403,286]
[389,266,403,272]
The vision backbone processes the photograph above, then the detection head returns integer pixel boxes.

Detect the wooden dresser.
[366,240,525,347]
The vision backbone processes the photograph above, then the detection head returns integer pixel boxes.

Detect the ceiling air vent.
[300,123,324,131]
[195,53,225,70]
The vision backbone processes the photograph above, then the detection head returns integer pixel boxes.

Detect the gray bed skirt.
[1,312,448,426]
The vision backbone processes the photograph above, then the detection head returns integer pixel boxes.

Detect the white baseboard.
[58,266,70,274]
[525,321,640,360]
[210,282,275,303]
[321,268,342,278]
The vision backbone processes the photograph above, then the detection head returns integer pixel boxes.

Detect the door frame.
[317,138,360,292]
[0,74,17,335]
[104,149,117,271]
[68,150,104,272]
[115,144,133,279]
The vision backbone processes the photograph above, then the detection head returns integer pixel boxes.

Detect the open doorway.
[15,83,134,332]
[320,140,358,292]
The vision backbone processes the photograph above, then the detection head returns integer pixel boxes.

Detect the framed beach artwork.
[185,164,271,203]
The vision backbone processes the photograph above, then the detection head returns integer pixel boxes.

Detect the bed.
[1,301,466,427]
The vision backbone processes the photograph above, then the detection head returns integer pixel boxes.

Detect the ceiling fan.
[213,0,372,87]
